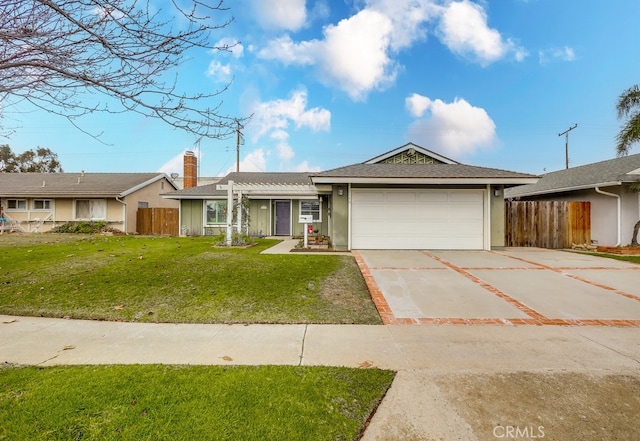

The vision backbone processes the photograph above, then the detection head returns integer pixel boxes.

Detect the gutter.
[594,187,621,247]
[116,196,127,233]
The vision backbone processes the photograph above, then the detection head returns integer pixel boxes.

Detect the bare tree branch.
[0,0,243,140]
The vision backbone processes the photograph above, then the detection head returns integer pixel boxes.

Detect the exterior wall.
[331,185,350,250]
[248,200,271,237]
[180,199,204,236]
[125,178,179,234]
[1,197,125,233]
[516,185,639,246]
[490,185,505,248]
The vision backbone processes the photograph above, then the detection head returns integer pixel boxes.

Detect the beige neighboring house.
[0,172,179,233]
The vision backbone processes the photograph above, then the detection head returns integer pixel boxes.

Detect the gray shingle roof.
[164,172,314,197]
[313,163,537,179]
[0,173,171,197]
[505,154,640,198]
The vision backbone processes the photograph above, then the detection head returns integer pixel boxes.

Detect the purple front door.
[274,201,291,236]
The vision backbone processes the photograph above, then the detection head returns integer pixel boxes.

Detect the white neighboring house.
[505,154,640,247]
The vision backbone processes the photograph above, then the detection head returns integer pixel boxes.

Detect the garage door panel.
[351,189,484,250]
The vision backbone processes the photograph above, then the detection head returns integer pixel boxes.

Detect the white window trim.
[74,199,107,220]
[299,199,322,222]
[6,199,27,211]
[205,200,227,225]
[33,199,53,211]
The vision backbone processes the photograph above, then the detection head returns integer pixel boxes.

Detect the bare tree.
[0,0,240,139]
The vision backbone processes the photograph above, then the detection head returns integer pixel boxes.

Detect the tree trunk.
[632,219,640,246]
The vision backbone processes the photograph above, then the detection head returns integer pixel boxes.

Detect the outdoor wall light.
[260,205,267,210]
[338,186,344,196]
[494,188,501,197]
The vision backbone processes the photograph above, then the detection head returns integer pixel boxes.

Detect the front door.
[274,201,291,236]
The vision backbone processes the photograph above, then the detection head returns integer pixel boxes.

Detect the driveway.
[354,248,640,326]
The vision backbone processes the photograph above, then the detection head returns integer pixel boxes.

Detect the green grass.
[589,253,640,265]
[0,235,380,324]
[0,364,395,441]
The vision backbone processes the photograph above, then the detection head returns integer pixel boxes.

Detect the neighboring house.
[165,143,537,250]
[505,154,640,247]
[0,172,179,233]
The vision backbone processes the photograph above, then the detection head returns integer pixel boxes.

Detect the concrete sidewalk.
[2,315,640,439]
[3,315,639,370]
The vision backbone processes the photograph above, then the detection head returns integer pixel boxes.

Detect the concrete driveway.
[354,248,640,326]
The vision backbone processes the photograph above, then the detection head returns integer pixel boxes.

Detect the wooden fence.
[136,208,179,236]
[505,200,590,248]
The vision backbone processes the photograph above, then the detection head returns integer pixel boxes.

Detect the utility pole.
[558,123,578,169]
[235,119,244,173]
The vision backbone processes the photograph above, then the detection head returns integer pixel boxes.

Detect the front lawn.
[0,364,395,441]
[0,235,380,324]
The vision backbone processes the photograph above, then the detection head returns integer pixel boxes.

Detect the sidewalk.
[2,315,640,439]
[2,315,640,370]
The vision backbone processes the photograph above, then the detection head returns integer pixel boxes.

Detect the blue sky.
[3,0,640,177]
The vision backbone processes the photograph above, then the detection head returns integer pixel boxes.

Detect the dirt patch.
[319,256,381,324]
[436,371,640,441]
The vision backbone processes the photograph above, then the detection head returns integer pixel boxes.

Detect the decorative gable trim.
[364,142,459,165]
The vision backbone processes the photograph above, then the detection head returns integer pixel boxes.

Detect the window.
[206,200,227,225]
[75,199,106,220]
[7,199,26,210]
[300,200,321,222]
[33,199,52,210]
[138,201,149,209]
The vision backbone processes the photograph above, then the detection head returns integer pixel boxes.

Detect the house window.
[206,200,227,225]
[300,200,321,222]
[33,199,52,210]
[75,199,107,220]
[7,199,26,210]
[138,201,149,209]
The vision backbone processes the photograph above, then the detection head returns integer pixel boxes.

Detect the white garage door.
[351,189,485,250]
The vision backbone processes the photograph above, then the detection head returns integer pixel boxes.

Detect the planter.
[596,246,640,255]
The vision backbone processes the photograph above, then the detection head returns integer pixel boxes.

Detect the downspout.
[595,187,621,247]
[116,196,126,233]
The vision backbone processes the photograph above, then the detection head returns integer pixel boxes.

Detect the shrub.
[213,233,255,247]
[50,221,113,234]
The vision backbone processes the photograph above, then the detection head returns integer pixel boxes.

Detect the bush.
[213,233,255,247]
[50,221,114,234]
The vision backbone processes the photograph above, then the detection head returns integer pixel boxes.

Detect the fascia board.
[311,177,539,185]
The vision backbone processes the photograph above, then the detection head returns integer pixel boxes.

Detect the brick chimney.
[183,150,197,189]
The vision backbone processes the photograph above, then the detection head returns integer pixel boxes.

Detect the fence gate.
[136,208,179,236]
[505,200,590,248]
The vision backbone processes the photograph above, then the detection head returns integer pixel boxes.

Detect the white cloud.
[250,89,331,141]
[436,0,526,66]
[406,95,497,158]
[293,160,322,172]
[229,148,267,173]
[158,147,202,177]
[214,38,244,58]
[257,1,525,100]
[206,60,232,82]
[258,9,398,101]
[249,0,307,31]
[405,93,432,117]
[539,46,576,64]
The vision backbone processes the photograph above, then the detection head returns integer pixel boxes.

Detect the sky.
[2,0,640,178]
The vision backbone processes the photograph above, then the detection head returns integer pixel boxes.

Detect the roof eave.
[506,180,624,198]
[311,177,539,185]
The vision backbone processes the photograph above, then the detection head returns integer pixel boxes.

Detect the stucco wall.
[490,186,505,248]
[126,178,179,234]
[330,185,350,250]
